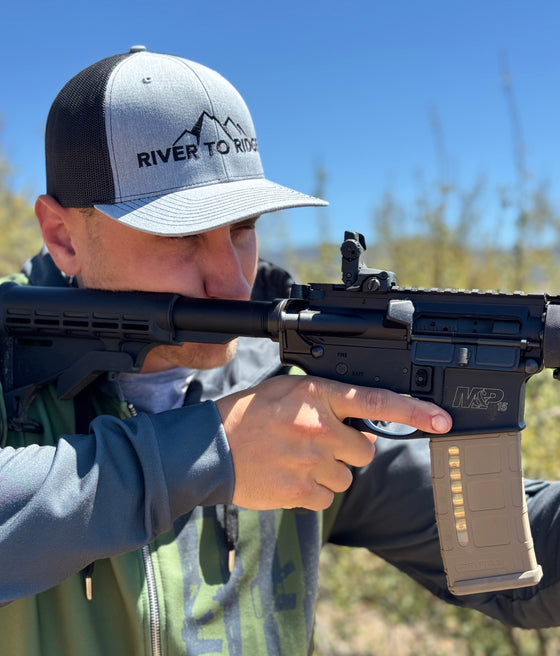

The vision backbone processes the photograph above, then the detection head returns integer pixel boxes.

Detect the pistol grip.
[429,432,542,595]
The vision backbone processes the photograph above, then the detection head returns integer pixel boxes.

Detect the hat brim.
[95,178,328,236]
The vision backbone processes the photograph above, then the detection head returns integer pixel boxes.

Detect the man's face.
[69,209,259,372]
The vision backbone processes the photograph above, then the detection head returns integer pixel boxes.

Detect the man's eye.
[232,225,256,242]
[235,224,255,233]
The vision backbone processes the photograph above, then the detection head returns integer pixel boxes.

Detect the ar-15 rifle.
[2,231,559,596]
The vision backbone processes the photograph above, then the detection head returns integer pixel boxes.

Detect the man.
[0,47,558,655]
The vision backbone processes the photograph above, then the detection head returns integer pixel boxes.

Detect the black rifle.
[2,231,559,596]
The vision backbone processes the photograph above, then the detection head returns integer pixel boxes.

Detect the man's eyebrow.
[236,216,260,227]
[163,217,260,241]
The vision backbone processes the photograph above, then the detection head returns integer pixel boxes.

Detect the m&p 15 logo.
[452,387,509,412]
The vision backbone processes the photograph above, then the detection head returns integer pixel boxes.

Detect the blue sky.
[3,0,560,254]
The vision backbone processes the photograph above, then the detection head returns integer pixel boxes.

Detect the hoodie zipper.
[128,402,162,656]
[141,544,162,656]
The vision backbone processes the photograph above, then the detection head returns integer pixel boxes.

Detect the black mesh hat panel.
[45,53,131,207]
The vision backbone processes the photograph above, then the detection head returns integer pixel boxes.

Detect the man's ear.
[35,195,82,276]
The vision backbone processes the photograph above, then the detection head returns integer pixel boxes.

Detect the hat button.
[129,45,147,53]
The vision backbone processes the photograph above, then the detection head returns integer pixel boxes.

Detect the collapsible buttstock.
[430,431,542,595]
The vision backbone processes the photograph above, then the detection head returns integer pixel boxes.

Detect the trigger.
[362,419,418,438]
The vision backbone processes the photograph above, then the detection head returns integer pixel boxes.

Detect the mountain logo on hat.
[175,111,249,146]
[137,111,258,168]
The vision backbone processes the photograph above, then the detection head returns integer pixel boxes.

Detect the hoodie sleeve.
[0,401,234,604]
[328,436,560,629]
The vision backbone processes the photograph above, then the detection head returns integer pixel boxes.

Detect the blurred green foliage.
[0,133,42,276]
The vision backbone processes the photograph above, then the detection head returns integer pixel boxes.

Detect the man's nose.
[202,243,252,301]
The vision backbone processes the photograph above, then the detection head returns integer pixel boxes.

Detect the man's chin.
[143,340,239,372]
[190,341,239,370]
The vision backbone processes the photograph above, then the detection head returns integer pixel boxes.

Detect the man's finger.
[330,422,376,468]
[322,379,452,434]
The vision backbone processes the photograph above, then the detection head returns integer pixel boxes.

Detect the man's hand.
[216,376,452,511]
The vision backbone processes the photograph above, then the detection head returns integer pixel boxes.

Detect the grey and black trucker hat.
[45,45,327,235]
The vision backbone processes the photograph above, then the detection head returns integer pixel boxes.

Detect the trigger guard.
[362,419,419,438]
